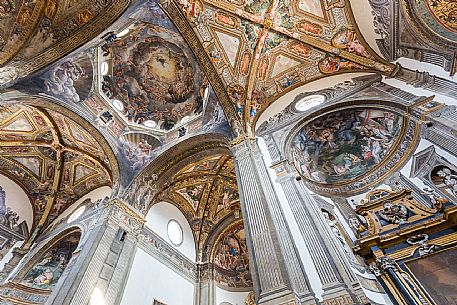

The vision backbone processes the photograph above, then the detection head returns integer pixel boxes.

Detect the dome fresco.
[292,108,403,184]
[100,22,207,131]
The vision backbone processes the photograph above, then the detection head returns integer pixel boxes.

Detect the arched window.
[67,205,86,223]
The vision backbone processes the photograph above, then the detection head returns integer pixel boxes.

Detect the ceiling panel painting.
[10,156,43,180]
[0,112,36,133]
[0,0,130,87]
[215,30,241,68]
[0,103,115,229]
[98,20,208,133]
[212,221,252,288]
[155,154,243,261]
[167,0,394,131]
[297,0,325,18]
[271,54,302,78]
[292,108,403,184]
[290,106,420,195]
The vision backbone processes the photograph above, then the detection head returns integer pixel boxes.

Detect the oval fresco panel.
[292,108,402,184]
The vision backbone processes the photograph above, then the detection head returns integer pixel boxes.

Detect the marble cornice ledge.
[137,227,197,282]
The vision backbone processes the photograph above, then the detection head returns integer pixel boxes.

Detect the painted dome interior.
[98,22,209,132]
[0,0,455,304]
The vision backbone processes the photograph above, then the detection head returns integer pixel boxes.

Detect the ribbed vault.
[0,102,117,237]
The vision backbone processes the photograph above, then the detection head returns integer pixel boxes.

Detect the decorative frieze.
[137,227,197,282]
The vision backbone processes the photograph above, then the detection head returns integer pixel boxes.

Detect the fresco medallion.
[426,0,457,33]
[292,108,403,185]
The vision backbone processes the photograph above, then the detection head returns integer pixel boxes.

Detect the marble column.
[231,139,317,305]
[272,161,367,305]
[47,199,143,305]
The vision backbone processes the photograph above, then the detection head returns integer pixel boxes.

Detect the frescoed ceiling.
[292,108,403,184]
[161,154,240,250]
[290,106,420,196]
[163,0,394,132]
[369,0,457,76]
[155,153,251,288]
[212,220,252,288]
[0,103,116,230]
[98,21,208,132]
[6,1,233,188]
[0,0,131,86]
[405,0,457,43]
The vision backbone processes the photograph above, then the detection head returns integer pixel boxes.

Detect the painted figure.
[292,109,402,183]
[22,232,81,290]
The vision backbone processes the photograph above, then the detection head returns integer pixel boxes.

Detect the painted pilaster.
[0,247,28,283]
[392,65,457,99]
[194,263,214,305]
[327,197,363,239]
[47,199,143,305]
[230,139,317,305]
[421,106,457,158]
[272,161,367,305]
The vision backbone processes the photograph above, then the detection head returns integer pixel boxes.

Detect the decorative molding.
[137,227,197,282]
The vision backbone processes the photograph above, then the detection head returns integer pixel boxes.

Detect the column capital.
[270,160,296,179]
[370,256,396,276]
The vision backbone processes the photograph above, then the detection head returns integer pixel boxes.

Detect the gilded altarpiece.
[354,188,457,305]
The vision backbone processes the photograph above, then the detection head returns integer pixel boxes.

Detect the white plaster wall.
[146,201,196,261]
[215,286,249,305]
[120,248,195,305]
[48,186,112,229]
[0,174,33,228]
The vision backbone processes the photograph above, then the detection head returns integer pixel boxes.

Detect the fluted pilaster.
[273,161,366,304]
[231,139,317,305]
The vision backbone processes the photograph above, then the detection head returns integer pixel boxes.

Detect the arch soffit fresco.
[0,99,119,233]
[0,0,131,84]
[156,154,250,289]
[282,99,421,196]
[159,0,396,134]
[11,226,82,289]
[123,135,248,273]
